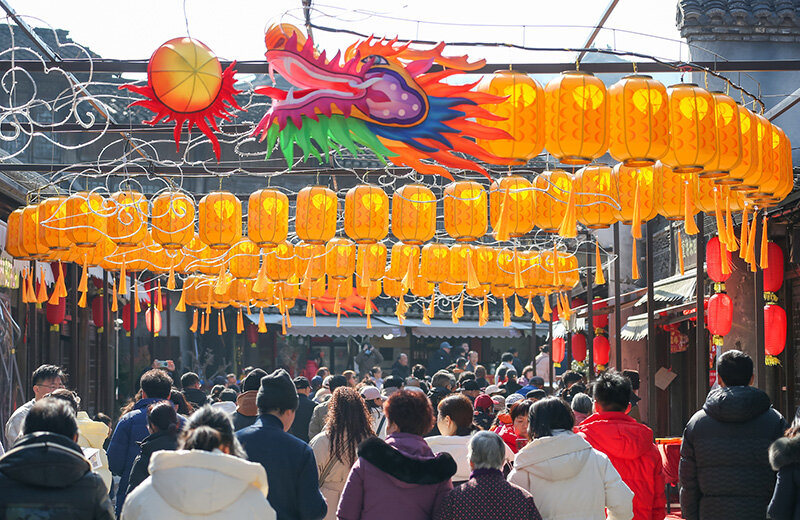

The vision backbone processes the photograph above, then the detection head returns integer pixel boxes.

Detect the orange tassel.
[513,249,524,289]
[514,295,524,317]
[451,301,458,324]
[466,248,480,290]
[36,267,48,304]
[557,186,577,238]
[401,250,418,292]
[258,308,267,333]
[49,262,63,304]
[422,310,431,326]
[684,181,699,235]
[632,239,640,280]
[746,210,758,271]
[530,298,542,324]
[595,241,605,285]
[281,313,287,335]
[111,280,118,312]
[175,284,187,312]
[720,236,731,276]
[156,281,163,312]
[365,285,372,330]
[204,311,210,333]
[217,311,223,335]
[190,309,198,332]
[725,193,738,252]
[20,271,28,303]
[134,279,141,313]
[739,205,750,260]
[631,175,642,239]
[760,216,769,269]
[334,285,342,328]
[542,295,552,321]
[713,188,727,246]
[551,245,560,287]
[57,261,67,298]
[456,292,464,319]
[503,297,511,327]
[677,231,685,275]
[495,187,511,242]
[119,258,127,295]
[253,255,269,293]
[221,310,227,333]
[396,296,407,325]
[78,290,87,308]
[427,293,435,319]
[79,257,88,293]
[312,305,317,327]
[167,261,176,291]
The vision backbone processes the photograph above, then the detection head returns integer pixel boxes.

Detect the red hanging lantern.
[706,236,731,283]
[246,322,259,347]
[592,299,609,329]
[571,333,587,363]
[763,242,784,294]
[707,293,733,337]
[764,304,787,364]
[122,303,138,336]
[46,297,66,331]
[552,337,565,368]
[593,335,610,368]
[145,306,162,335]
[91,296,104,330]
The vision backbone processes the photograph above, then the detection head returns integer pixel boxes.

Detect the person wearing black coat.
[428,342,452,375]
[679,350,787,520]
[125,401,179,495]
[0,399,114,519]
[768,414,800,520]
[289,376,315,443]
[391,353,411,380]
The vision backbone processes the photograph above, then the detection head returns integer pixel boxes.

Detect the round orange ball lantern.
[296,186,337,244]
[248,189,289,248]
[392,184,436,245]
[20,204,49,259]
[66,191,110,247]
[356,242,387,283]
[344,184,389,244]
[420,243,450,283]
[149,38,222,113]
[198,191,242,250]
[574,165,618,229]
[662,84,717,173]
[533,170,572,232]
[476,70,545,160]
[702,92,742,180]
[228,239,260,279]
[265,242,296,281]
[4,209,23,259]
[443,181,488,242]
[108,190,148,247]
[544,71,609,165]
[611,164,656,224]
[151,190,195,250]
[608,75,669,166]
[490,175,534,238]
[325,237,356,280]
[38,196,71,252]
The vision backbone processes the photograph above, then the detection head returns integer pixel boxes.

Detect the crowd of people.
[0,345,798,520]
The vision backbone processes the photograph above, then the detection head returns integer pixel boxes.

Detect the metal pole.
[755,211,766,388]
[695,214,706,410]
[646,220,657,431]
[548,313,554,392]
[576,0,621,63]
[614,223,622,370]
[586,241,595,381]
[129,273,135,396]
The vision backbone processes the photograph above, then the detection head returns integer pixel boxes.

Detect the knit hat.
[474,394,494,413]
[505,393,524,407]
[256,369,298,413]
[293,376,310,390]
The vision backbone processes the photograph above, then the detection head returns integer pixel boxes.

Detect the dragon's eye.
[362,55,388,65]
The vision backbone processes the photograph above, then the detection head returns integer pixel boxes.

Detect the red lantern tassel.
[684,181,699,235]
[677,231,685,276]
[466,248,480,290]
[760,216,769,269]
[595,241,605,285]
[514,295,524,318]
[632,239,640,280]
[557,186,577,238]
[739,205,750,260]
[189,309,198,332]
[258,308,267,333]
[503,297,511,327]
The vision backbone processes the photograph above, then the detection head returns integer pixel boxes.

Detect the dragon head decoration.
[253,24,517,180]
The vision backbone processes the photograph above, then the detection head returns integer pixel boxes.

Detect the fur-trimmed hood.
[770,435,800,471]
[358,434,456,485]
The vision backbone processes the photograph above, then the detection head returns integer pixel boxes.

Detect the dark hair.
[210,384,226,402]
[592,370,631,412]
[412,364,427,379]
[475,365,487,378]
[528,397,575,439]
[316,367,329,378]
[521,365,535,378]
[497,366,508,381]
[369,366,382,376]
[226,373,236,380]
[560,370,583,388]
[180,372,200,389]
[455,358,467,369]
[45,388,80,413]
[242,369,267,392]
[148,401,179,434]
[432,371,453,388]
[180,405,245,457]
[385,390,434,436]
[437,394,476,436]
[326,387,374,465]
[621,370,640,391]
[219,388,238,402]
[506,370,517,379]
[717,350,754,387]
[140,369,173,399]
[510,399,533,422]
[501,353,514,363]
[458,371,476,382]
[170,388,194,415]
[94,412,112,428]
[23,398,78,439]
[382,375,404,389]
[32,364,66,387]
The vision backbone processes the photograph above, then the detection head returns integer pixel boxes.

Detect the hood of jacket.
[0,432,89,488]
[213,401,237,415]
[139,430,178,456]
[149,449,268,515]
[513,432,593,482]
[770,435,800,471]
[703,386,771,423]
[76,411,109,449]
[577,412,655,460]
[235,390,258,417]
[358,433,456,486]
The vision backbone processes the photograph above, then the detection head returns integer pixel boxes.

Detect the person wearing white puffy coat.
[507,397,633,520]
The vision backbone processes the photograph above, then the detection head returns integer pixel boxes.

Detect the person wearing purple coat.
[337,390,457,520]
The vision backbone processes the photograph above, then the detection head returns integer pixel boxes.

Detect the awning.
[245,313,408,338]
[620,313,648,341]
[635,268,697,306]
[411,319,524,339]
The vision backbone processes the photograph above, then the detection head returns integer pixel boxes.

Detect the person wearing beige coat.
[310,432,355,520]
[76,411,112,492]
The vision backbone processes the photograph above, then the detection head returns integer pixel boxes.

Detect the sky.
[12,0,687,68]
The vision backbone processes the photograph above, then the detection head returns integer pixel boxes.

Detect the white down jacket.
[426,433,515,482]
[507,431,633,520]
[120,449,276,520]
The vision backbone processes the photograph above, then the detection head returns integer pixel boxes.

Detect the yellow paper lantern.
[544,71,609,165]
[228,239,260,279]
[151,190,195,250]
[662,84,717,173]
[476,70,545,160]
[533,170,572,232]
[296,186,337,244]
[38,196,70,252]
[296,242,326,281]
[494,248,515,287]
[574,165,617,229]
[248,189,289,248]
[608,74,669,166]
[5,209,24,259]
[448,244,472,285]
[20,204,49,259]
[383,277,408,298]
[701,92,743,180]
[420,243,450,283]
[66,191,110,247]
[443,181,488,242]
[387,242,419,280]
[325,237,356,280]
[198,191,242,250]
[490,175,534,238]
[392,184,436,245]
[472,245,498,285]
[108,190,148,246]
[771,132,794,202]
[517,250,543,289]
[654,162,693,220]
[265,242,296,281]
[410,275,434,298]
[230,278,252,306]
[727,105,759,188]
[750,114,776,194]
[344,184,389,244]
[438,281,463,296]
[611,164,656,224]
[752,125,787,200]
[356,242,387,283]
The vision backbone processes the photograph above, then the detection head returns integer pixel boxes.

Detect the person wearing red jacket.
[491,400,532,454]
[577,370,665,520]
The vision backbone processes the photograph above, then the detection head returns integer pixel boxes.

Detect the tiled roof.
[677,0,800,38]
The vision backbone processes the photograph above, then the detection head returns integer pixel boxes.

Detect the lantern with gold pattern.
[392,184,436,245]
[662,84,717,173]
[296,186,337,244]
[490,176,534,239]
[344,185,389,244]
[198,191,242,250]
[608,75,669,166]
[151,190,195,250]
[248,189,289,248]
[443,181,488,242]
